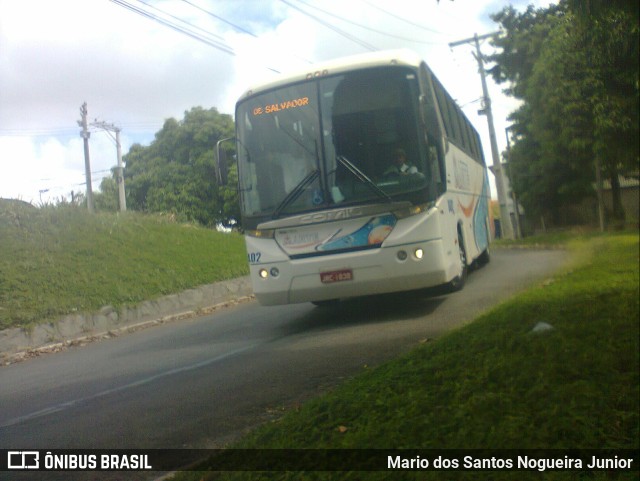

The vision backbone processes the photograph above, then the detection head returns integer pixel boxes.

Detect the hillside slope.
[0,201,247,330]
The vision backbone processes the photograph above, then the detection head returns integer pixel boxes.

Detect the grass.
[170,232,639,481]
[0,201,248,330]
[492,226,618,248]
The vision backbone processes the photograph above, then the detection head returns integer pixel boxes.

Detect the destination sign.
[253,97,309,116]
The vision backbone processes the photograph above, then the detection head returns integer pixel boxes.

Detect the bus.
[219,49,492,306]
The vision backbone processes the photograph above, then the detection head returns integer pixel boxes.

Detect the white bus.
[221,50,492,306]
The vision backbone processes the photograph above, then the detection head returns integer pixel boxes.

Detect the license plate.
[320,269,353,284]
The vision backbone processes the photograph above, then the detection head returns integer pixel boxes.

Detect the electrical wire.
[280,0,377,52]
[292,0,441,45]
[0,128,80,138]
[0,123,162,138]
[180,0,258,38]
[136,0,226,41]
[361,0,447,35]
[109,0,235,56]
[111,0,287,73]
[459,97,483,108]
[181,0,314,65]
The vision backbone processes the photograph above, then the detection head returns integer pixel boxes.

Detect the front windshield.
[237,82,322,218]
[236,66,430,221]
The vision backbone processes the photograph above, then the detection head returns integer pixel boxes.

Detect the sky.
[0,0,556,205]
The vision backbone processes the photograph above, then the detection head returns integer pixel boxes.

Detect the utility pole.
[449,32,514,240]
[78,102,95,213]
[92,120,127,212]
[504,126,522,238]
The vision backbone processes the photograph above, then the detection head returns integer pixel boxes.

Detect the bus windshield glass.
[236,67,431,220]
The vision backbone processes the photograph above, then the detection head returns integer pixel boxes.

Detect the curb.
[1,276,254,365]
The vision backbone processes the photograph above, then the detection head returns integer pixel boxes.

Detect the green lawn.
[0,201,248,330]
[172,232,639,481]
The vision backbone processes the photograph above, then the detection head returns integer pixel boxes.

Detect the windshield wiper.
[336,155,392,202]
[272,169,320,219]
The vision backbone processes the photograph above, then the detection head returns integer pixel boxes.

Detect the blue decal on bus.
[318,215,396,251]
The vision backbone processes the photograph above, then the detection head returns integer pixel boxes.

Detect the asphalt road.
[0,247,567,479]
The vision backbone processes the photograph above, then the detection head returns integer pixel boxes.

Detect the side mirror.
[216,137,234,185]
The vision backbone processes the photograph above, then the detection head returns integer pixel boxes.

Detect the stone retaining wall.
[0,276,253,360]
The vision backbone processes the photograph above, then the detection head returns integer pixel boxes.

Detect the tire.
[446,231,467,292]
[477,247,490,267]
[476,219,491,267]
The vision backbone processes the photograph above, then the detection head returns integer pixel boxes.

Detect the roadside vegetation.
[490,1,638,227]
[171,231,638,481]
[0,200,247,330]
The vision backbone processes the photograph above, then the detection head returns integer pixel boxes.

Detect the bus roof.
[237,49,424,101]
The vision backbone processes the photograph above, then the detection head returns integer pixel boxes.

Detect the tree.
[489,1,639,226]
[489,3,577,224]
[567,0,639,222]
[121,107,236,226]
[488,3,566,100]
[94,172,119,212]
[219,162,240,223]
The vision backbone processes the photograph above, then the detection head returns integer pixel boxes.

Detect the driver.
[384,148,418,177]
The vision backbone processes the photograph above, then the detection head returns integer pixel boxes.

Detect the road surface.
[0,248,567,479]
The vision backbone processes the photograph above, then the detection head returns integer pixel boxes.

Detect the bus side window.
[420,63,446,194]
[427,135,444,195]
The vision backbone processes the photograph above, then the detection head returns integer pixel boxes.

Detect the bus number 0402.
[247,252,261,263]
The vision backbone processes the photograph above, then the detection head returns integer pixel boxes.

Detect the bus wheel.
[476,222,491,267]
[477,247,490,267]
[447,233,467,292]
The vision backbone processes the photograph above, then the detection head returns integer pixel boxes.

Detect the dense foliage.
[489,0,639,226]
[96,107,238,227]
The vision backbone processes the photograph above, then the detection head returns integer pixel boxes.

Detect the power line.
[293,0,441,45]
[459,97,483,108]
[181,0,313,65]
[0,128,80,138]
[280,0,377,52]
[361,0,447,35]
[180,0,258,38]
[37,171,114,193]
[38,169,113,183]
[136,0,226,42]
[109,0,236,56]
[110,0,285,73]
[0,123,162,138]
